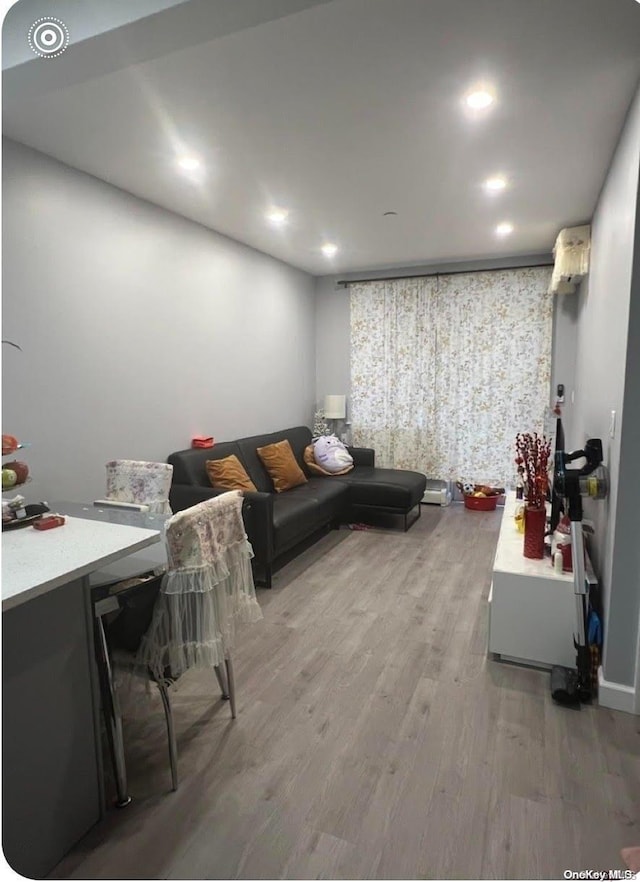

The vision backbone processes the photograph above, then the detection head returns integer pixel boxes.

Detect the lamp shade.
[324,395,346,419]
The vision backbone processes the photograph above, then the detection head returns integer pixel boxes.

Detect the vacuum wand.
[551,438,606,706]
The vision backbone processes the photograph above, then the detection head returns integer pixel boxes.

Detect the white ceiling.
[3,0,640,275]
[1,0,191,70]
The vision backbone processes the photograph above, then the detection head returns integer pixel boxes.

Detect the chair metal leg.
[156,680,179,792]
[225,656,237,719]
[95,616,131,807]
[214,663,229,700]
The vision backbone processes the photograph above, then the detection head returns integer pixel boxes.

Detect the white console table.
[488,493,595,669]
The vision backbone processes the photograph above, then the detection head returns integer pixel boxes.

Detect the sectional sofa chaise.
[168,425,426,588]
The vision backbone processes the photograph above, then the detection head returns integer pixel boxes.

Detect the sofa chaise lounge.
[168,426,426,588]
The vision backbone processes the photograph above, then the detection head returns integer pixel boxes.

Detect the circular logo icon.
[28,18,69,58]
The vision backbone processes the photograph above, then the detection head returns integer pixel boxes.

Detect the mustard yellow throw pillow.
[206,455,256,492]
[256,440,308,493]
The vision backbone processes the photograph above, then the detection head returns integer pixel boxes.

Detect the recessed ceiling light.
[321,243,338,258]
[177,156,200,172]
[496,222,514,237]
[484,176,507,192]
[465,89,495,110]
[266,208,289,226]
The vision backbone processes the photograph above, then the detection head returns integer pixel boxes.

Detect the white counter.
[2,515,161,611]
[493,493,573,582]
[2,512,164,877]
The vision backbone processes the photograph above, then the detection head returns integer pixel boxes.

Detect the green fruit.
[2,469,18,489]
[3,461,28,484]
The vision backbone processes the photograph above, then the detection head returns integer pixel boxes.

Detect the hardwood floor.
[51,504,640,880]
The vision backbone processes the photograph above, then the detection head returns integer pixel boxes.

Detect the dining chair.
[95,490,262,802]
[103,460,173,514]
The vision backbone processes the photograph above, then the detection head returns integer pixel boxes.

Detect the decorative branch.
[515,432,551,509]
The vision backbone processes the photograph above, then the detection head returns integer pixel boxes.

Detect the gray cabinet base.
[2,577,102,878]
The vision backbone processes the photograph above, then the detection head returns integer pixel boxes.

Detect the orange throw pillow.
[256,440,308,493]
[206,455,256,492]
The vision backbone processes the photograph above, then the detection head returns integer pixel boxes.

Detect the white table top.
[493,492,573,582]
[2,515,162,611]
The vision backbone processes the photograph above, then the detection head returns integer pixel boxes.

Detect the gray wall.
[618,174,640,707]
[315,256,579,440]
[552,294,579,445]
[2,139,316,504]
[314,275,351,412]
[572,83,640,689]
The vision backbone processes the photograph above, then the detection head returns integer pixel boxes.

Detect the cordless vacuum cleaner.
[550,438,608,707]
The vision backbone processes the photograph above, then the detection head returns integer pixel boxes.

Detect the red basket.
[463,494,498,511]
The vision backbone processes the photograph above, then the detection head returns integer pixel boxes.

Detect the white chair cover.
[136,491,262,681]
[105,460,173,514]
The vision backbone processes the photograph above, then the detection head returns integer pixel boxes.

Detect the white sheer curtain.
[350,267,553,486]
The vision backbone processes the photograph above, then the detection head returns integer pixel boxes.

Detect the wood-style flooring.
[51,503,640,880]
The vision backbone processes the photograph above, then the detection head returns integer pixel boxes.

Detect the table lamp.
[324,395,346,437]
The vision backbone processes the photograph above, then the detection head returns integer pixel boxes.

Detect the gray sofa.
[168,426,426,588]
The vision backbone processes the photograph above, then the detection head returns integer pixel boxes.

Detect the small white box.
[422,487,451,506]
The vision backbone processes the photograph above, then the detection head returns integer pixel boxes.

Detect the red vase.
[523,505,546,559]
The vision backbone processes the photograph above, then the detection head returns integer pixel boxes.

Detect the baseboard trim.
[598,667,637,714]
